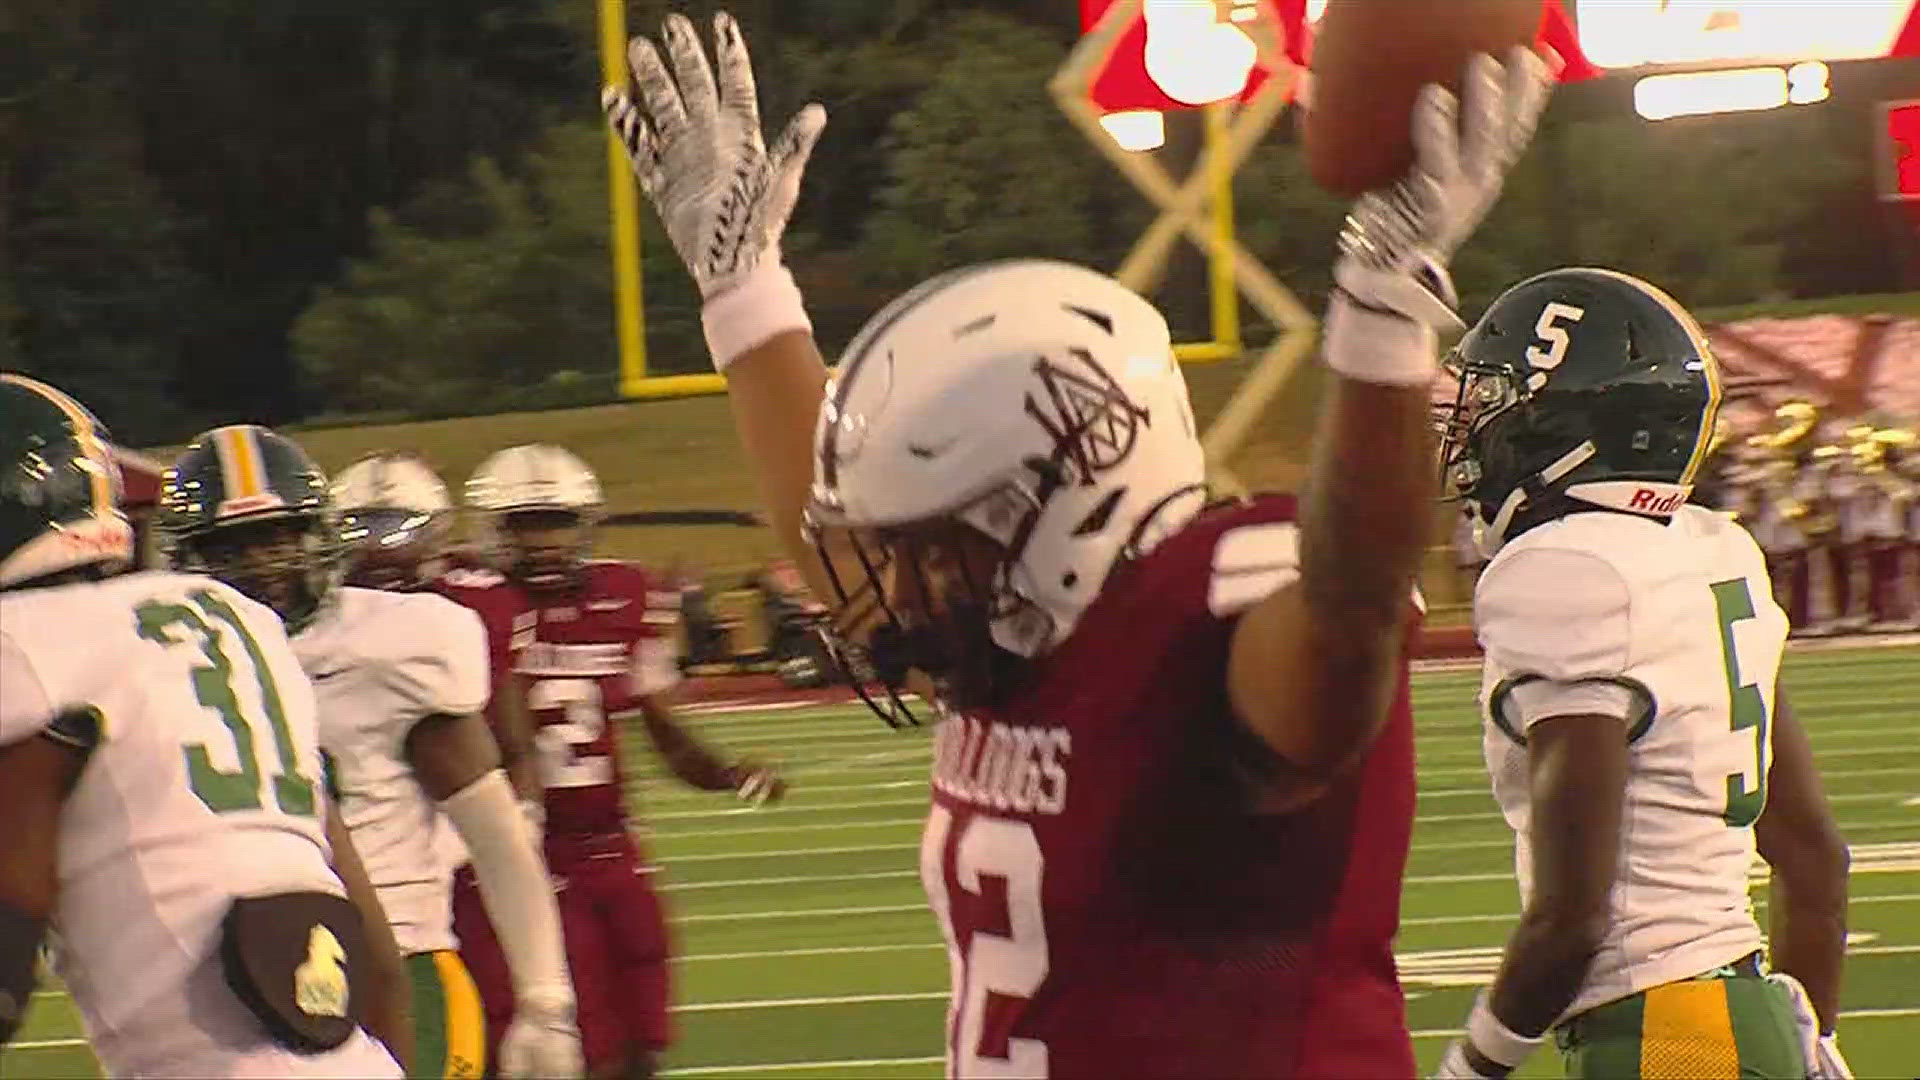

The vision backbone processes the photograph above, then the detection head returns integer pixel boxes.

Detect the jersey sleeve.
[1475,547,1650,738]
[632,584,683,697]
[386,596,492,719]
[0,631,54,745]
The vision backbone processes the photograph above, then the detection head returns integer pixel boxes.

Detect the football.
[1304,0,1544,197]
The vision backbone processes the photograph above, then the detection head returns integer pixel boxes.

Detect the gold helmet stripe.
[212,424,272,502]
[1582,268,1722,484]
[0,374,117,517]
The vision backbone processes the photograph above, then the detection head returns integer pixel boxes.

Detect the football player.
[0,376,405,1077]
[161,428,583,1080]
[331,451,460,592]
[439,442,785,1080]
[334,450,546,806]
[602,12,1550,1076]
[1429,269,1853,1079]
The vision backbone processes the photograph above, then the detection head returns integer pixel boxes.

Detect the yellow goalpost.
[599,0,1319,441]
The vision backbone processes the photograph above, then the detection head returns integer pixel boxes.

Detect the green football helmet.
[0,374,134,589]
[157,424,341,631]
[1435,268,1723,555]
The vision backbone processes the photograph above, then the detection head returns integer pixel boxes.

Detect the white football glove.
[602,11,826,300]
[729,761,786,808]
[1767,972,1853,1078]
[1814,1033,1853,1079]
[1432,1039,1507,1079]
[496,985,583,1079]
[1332,46,1556,331]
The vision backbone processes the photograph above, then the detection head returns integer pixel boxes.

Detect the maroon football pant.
[451,833,673,1074]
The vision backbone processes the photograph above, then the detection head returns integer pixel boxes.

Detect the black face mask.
[192,516,328,630]
[814,527,1027,729]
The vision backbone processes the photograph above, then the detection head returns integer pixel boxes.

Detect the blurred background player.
[1431,269,1852,1079]
[163,430,583,1080]
[1844,428,1917,631]
[332,451,461,592]
[440,442,785,1080]
[0,375,406,1078]
[603,12,1549,1076]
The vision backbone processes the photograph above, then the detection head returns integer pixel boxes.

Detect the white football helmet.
[465,444,604,589]
[809,260,1208,716]
[330,451,455,590]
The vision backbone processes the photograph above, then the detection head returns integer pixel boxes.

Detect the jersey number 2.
[923,807,1049,1078]
[526,678,614,788]
[1712,577,1770,827]
[135,589,314,817]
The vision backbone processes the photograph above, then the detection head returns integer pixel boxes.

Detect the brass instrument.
[1751,400,1820,455]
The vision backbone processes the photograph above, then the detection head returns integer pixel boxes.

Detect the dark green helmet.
[0,374,134,589]
[157,424,341,631]
[1435,268,1723,554]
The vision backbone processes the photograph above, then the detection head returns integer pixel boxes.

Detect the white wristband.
[1465,992,1544,1069]
[701,260,813,372]
[1323,293,1441,387]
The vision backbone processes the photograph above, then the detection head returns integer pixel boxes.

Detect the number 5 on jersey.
[922,807,1049,1078]
[1712,577,1771,827]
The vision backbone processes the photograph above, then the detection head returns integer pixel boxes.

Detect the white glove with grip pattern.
[497,984,583,1079]
[602,11,825,301]
[1331,47,1555,338]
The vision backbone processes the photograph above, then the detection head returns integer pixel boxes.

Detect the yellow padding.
[432,950,486,1079]
[1639,979,1739,1080]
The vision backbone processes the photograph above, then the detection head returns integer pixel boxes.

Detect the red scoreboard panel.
[1074,0,1595,116]
[1883,99,1920,201]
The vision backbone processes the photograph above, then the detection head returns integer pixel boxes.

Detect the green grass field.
[9,642,1917,1078]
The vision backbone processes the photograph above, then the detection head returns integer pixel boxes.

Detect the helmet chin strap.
[1474,441,1598,558]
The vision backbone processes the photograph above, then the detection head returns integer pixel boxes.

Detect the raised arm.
[1228,49,1555,779]
[603,12,835,597]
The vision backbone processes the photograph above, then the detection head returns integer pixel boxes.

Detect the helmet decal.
[1024,350,1150,485]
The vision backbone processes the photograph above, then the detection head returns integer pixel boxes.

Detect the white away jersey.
[1475,506,1787,1019]
[0,572,395,1078]
[294,586,489,955]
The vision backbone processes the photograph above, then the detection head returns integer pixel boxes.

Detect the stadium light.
[1099,109,1168,151]
[1141,0,1260,105]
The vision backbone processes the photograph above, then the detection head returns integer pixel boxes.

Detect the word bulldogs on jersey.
[931,714,1072,816]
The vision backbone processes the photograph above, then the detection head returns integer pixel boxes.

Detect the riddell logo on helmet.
[1627,488,1686,514]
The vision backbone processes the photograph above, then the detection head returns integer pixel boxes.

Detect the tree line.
[3,0,1913,444]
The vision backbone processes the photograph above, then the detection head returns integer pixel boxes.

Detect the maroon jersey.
[437,560,681,840]
[921,495,1419,1079]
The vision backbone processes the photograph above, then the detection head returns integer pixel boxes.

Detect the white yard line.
[664,1055,945,1076]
